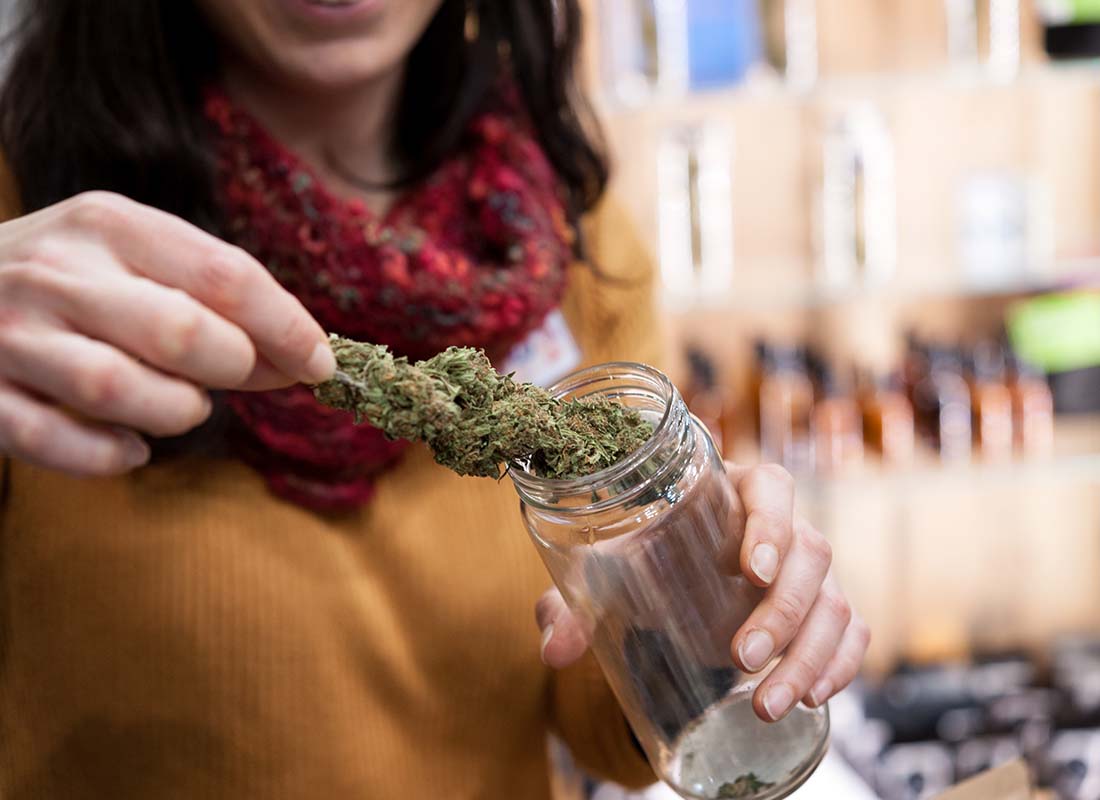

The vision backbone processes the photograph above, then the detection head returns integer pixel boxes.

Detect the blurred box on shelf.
[1007,291,1100,414]
[1038,0,1100,58]
[935,759,1032,799]
[597,0,763,104]
[956,171,1054,287]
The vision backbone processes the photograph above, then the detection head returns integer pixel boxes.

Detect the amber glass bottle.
[860,371,915,467]
[913,347,972,462]
[758,346,815,473]
[811,365,863,474]
[1008,355,1054,457]
[967,342,1014,462]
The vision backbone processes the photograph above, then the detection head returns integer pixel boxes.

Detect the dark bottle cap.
[685,346,717,392]
[928,346,964,375]
[971,341,1007,382]
[1006,350,1046,381]
[752,339,778,378]
[770,343,807,374]
[804,347,827,384]
[818,362,853,398]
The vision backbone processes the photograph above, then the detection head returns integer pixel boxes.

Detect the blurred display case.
[576,1,1100,798]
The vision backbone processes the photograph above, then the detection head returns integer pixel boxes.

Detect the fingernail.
[750,542,780,584]
[763,683,795,721]
[738,629,774,672]
[304,341,336,383]
[540,624,555,664]
[808,679,832,708]
[121,434,150,468]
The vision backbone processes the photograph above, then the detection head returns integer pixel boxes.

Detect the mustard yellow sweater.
[0,189,662,798]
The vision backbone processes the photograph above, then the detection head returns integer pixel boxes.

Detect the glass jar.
[510,363,829,800]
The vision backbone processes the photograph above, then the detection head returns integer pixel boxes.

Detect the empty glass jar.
[511,363,829,800]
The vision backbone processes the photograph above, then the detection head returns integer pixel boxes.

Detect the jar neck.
[510,363,696,513]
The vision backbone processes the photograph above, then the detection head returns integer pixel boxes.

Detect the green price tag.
[1007,291,1100,373]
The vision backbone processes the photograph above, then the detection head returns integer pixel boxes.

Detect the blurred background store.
[551,1,1100,798]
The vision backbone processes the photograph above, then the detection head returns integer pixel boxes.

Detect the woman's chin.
[261,38,406,94]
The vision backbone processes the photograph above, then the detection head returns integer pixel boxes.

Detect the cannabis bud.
[313,335,654,480]
[716,774,776,799]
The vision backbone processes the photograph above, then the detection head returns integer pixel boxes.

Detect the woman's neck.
[222,61,404,215]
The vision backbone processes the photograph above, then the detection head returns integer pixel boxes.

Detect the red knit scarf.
[203,89,573,512]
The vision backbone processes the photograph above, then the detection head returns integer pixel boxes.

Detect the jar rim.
[508,360,681,511]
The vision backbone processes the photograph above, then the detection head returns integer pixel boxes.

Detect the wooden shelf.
[595,60,1100,120]
[660,261,1100,315]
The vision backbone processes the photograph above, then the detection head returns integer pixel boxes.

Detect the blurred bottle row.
[597,0,1100,102]
[831,636,1100,799]
[683,332,1057,476]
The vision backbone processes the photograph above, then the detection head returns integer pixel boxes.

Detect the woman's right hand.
[0,191,335,476]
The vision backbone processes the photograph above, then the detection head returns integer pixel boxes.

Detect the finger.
[35,269,258,389]
[534,588,591,669]
[715,464,748,575]
[0,324,211,437]
[727,463,796,587]
[0,380,149,476]
[803,614,871,709]
[752,576,851,722]
[731,519,832,674]
[236,354,299,392]
[59,192,334,384]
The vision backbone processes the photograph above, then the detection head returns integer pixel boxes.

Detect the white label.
[500,310,582,388]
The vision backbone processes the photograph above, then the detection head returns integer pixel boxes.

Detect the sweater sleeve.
[549,195,663,789]
[550,652,656,789]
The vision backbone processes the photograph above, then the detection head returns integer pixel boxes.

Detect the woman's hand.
[535,462,870,723]
[0,191,335,475]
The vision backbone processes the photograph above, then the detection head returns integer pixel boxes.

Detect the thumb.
[535,587,591,669]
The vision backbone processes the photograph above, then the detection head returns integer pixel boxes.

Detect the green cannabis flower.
[715,773,776,799]
[313,335,654,480]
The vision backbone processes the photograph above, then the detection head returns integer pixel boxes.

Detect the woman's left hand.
[535,461,870,723]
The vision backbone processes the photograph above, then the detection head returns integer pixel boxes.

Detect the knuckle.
[751,508,790,542]
[0,281,31,335]
[195,250,253,311]
[0,261,56,298]
[769,594,804,635]
[821,590,852,626]
[9,412,47,457]
[73,359,126,410]
[17,238,72,272]
[534,591,559,628]
[155,308,203,362]
[272,310,313,358]
[754,463,795,488]
[785,651,823,688]
[853,618,872,649]
[66,191,129,232]
[801,528,833,569]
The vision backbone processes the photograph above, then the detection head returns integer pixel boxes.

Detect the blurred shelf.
[803,414,1100,494]
[659,262,1100,316]
[597,60,1100,119]
[809,447,1100,494]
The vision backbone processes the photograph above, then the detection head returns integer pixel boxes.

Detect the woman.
[0,1,868,798]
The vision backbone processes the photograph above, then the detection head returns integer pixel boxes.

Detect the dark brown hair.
[0,0,609,235]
